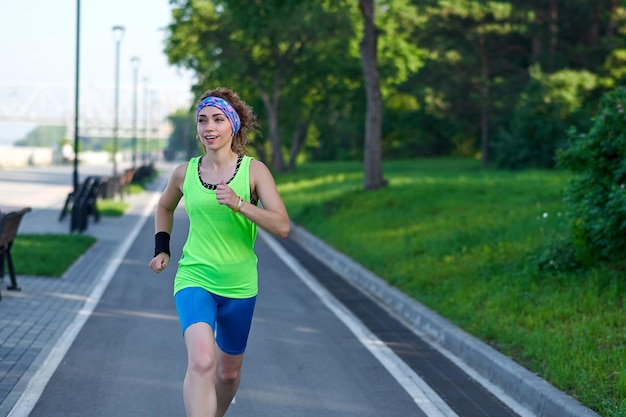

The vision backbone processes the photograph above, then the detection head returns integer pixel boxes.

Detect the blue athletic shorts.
[174,287,257,355]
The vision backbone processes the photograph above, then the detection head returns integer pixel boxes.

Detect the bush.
[557,86,626,266]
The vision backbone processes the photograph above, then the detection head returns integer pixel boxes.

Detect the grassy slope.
[276,158,625,417]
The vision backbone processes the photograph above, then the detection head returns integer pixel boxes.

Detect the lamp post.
[72,0,81,193]
[111,25,125,178]
[131,56,140,168]
[151,91,159,163]
[142,77,149,163]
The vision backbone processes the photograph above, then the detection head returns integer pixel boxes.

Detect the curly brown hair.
[196,87,258,155]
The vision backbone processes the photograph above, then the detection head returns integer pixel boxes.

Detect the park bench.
[0,207,32,299]
[118,168,136,199]
[59,176,104,233]
[100,169,137,200]
[130,163,154,184]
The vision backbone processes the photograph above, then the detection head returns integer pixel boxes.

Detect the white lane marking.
[260,232,460,417]
[8,190,162,417]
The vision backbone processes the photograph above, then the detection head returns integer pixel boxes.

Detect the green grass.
[11,176,153,277]
[126,183,145,195]
[276,158,625,417]
[12,234,96,277]
[100,170,158,215]
[97,199,130,217]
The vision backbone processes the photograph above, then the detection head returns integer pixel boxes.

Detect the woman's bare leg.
[183,323,218,417]
[214,350,245,417]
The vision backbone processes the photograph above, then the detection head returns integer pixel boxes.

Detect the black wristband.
[154,231,171,257]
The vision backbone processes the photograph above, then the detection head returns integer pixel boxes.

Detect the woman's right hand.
[149,253,170,273]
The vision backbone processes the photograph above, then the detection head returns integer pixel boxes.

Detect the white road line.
[260,232,460,417]
[7,191,162,417]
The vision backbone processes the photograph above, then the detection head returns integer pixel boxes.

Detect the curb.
[288,223,602,417]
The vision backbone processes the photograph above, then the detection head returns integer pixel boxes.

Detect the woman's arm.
[216,160,290,238]
[149,163,186,273]
[155,163,186,232]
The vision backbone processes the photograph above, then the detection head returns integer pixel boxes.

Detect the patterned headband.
[196,96,241,135]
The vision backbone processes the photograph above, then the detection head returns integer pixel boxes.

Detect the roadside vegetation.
[12,234,96,277]
[276,158,625,417]
[96,199,130,217]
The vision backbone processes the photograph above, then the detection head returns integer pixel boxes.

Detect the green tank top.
[174,155,258,298]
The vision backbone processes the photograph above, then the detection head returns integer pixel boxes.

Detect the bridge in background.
[0,81,194,140]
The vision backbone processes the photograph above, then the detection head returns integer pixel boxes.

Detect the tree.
[165,109,196,160]
[412,0,526,166]
[492,66,598,169]
[359,0,387,190]
[165,0,357,172]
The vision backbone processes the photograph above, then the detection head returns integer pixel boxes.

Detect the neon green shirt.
[174,155,258,298]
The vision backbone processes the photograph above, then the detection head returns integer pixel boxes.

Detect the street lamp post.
[143,78,150,163]
[111,25,125,178]
[151,91,159,163]
[131,56,140,168]
[72,0,81,193]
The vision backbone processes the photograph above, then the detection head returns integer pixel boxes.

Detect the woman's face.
[197,106,233,149]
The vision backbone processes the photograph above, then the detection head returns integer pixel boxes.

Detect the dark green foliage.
[558,86,626,266]
[163,1,626,169]
[165,109,197,160]
[492,67,599,169]
[165,0,362,170]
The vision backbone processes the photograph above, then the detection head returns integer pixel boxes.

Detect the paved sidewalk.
[0,165,168,417]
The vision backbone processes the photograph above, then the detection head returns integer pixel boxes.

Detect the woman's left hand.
[216,180,238,210]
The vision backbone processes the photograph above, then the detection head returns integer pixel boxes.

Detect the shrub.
[557,86,626,266]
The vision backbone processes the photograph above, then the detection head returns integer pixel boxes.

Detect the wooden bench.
[130,163,154,184]
[118,168,137,199]
[0,207,32,299]
[98,170,136,201]
[59,176,104,233]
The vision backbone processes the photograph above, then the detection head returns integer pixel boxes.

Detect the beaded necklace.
[197,155,243,190]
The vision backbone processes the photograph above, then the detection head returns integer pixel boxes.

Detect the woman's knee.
[188,347,217,375]
[215,365,241,384]
[185,323,217,375]
[215,353,244,383]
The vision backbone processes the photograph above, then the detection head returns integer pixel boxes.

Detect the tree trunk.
[607,0,617,37]
[531,6,544,63]
[265,102,285,172]
[359,0,386,190]
[479,36,490,167]
[249,142,268,165]
[589,2,600,47]
[548,0,558,72]
[288,116,311,171]
[251,76,286,173]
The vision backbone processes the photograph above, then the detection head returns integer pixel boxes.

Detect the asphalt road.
[25,206,424,417]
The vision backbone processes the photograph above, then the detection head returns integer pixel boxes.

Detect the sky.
[0,0,196,143]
